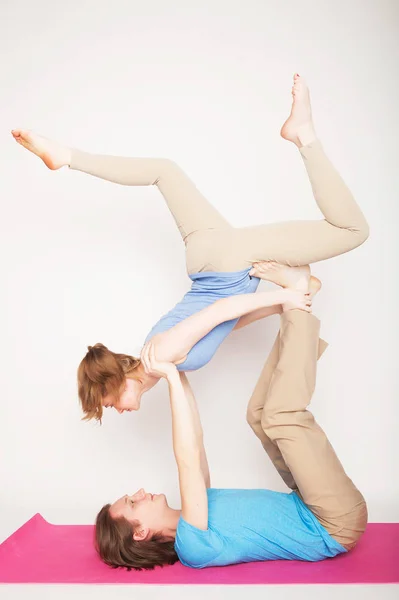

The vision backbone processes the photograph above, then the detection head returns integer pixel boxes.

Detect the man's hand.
[279,289,312,312]
[141,341,178,380]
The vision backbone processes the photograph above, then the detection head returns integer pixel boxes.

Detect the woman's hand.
[279,289,312,312]
[141,341,178,380]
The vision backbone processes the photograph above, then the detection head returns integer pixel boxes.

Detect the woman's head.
[77,343,142,421]
[95,488,179,570]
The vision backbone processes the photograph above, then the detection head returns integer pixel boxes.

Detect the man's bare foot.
[11,130,71,170]
[280,74,317,148]
[250,261,310,292]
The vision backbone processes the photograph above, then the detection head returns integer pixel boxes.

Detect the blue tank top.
[174,488,346,568]
[144,268,260,371]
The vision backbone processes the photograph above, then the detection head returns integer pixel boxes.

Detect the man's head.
[95,488,179,570]
[110,489,172,539]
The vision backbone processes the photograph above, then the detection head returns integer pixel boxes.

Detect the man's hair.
[95,504,179,570]
[77,343,140,422]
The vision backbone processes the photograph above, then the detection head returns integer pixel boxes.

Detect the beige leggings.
[70,140,369,273]
[246,310,368,551]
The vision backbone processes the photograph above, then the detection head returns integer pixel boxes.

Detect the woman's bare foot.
[280,74,317,148]
[250,261,310,292]
[250,260,321,297]
[11,130,71,170]
[309,275,322,298]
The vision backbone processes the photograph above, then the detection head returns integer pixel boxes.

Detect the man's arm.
[141,345,208,530]
[179,373,211,488]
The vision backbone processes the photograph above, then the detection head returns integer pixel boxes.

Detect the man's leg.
[260,310,367,550]
[247,333,328,491]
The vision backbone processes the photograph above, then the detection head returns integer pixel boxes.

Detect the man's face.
[109,489,169,540]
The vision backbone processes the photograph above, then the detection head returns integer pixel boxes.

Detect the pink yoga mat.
[0,514,398,584]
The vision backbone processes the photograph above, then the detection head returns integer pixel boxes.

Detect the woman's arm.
[233,304,282,331]
[141,346,209,530]
[147,288,308,364]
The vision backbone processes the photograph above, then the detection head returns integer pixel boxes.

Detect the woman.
[11,75,369,420]
[95,272,367,570]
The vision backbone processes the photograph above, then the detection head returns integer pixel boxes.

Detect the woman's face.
[102,378,145,413]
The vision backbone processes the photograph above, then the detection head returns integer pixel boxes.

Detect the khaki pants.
[246,310,368,550]
[70,140,369,273]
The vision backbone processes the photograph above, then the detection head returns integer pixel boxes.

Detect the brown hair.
[77,343,140,422]
[95,504,179,571]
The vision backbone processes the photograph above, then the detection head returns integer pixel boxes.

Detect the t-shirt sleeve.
[174,517,224,568]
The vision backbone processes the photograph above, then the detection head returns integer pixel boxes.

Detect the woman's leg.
[12,76,369,273]
[69,152,230,241]
[11,130,230,242]
[203,76,369,272]
[260,310,367,550]
[232,139,369,267]
[246,330,328,492]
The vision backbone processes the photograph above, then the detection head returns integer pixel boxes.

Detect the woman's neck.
[135,362,160,389]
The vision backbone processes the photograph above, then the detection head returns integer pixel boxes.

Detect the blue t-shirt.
[174,488,346,568]
[145,268,260,371]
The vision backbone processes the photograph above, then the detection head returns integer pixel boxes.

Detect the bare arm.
[149,289,300,364]
[233,304,282,331]
[141,346,208,530]
[180,373,211,488]
[167,370,208,529]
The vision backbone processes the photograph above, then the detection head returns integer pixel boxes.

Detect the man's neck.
[161,508,182,540]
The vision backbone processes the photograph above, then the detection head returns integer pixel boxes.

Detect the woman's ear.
[121,353,141,373]
[125,378,136,391]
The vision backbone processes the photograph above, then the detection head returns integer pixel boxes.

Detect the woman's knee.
[156,158,180,180]
[352,218,370,248]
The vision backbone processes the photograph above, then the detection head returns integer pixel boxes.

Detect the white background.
[0,0,398,597]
